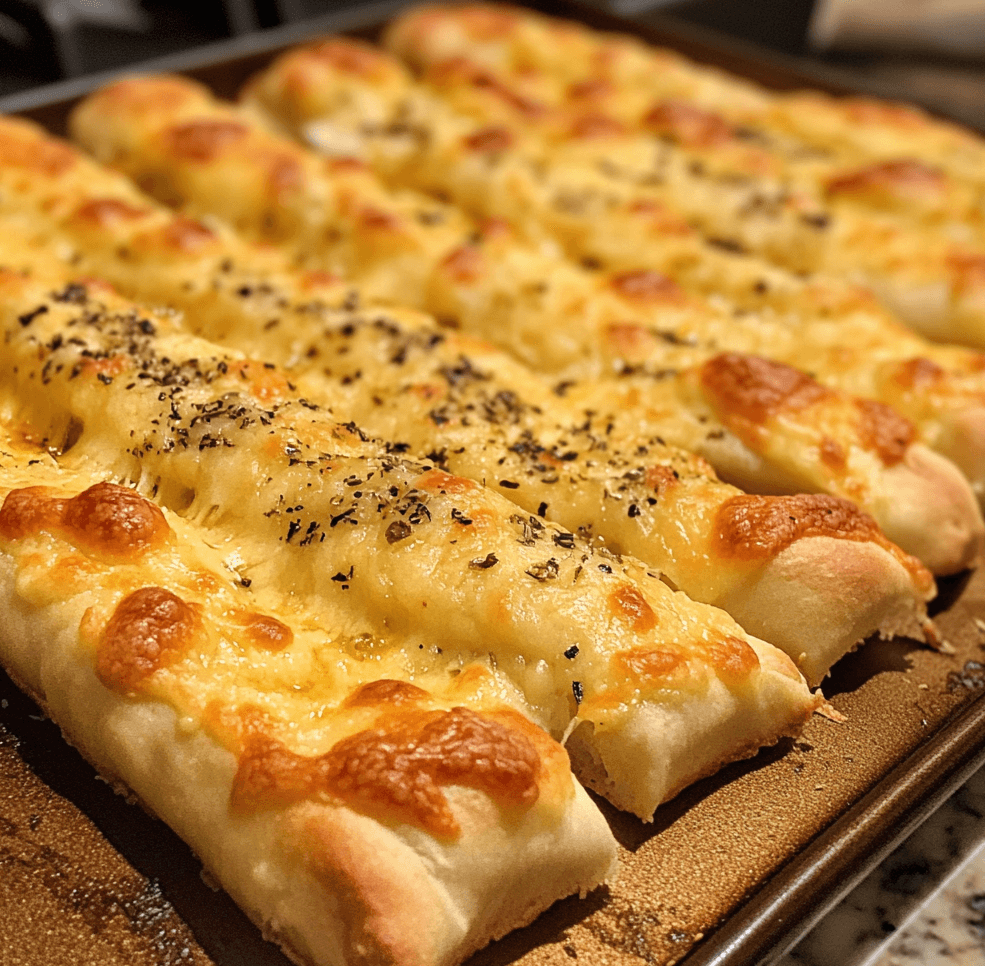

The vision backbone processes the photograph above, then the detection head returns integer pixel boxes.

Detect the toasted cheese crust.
[384,3,985,351]
[0,269,820,817]
[68,77,984,574]
[238,45,985,531]
[0,449,618,966]
[2,10,983,963]
[0,113,935,675]
[247,37,985,428]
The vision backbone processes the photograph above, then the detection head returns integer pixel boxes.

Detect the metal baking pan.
[2,2,985,965]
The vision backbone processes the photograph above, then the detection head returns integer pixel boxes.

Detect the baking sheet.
[2,2,985,964]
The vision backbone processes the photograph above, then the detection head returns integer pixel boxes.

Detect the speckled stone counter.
[780,762,985,966]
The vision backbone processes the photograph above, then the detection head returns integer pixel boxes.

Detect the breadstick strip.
[0,267,822,817]
[68,77,985,574]
[0,113,936,681]
[0,438,618,966]
[241,38,985,509]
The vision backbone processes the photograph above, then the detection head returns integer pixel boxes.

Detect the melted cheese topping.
[234,41,985,500]
[0,271,807,745]
[65,76,981,570]
[0,113,934,663]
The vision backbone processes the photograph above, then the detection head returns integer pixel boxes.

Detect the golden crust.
[384,3,985,349]
[0,393,620,966]
[66,77,985,573]
[0,269,820,812]
[0,114,934,677]
[237,45,985,561]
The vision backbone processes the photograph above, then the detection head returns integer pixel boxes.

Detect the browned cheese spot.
[608,584,658,633]
[73,198,151,227]
[0,482,169,559]
[477,216,511,241]
[441,244,484,283]
[431,59,546,119]
[0,487,66,541]
[463,125,514,153]
[265,154,304,198]
[98,77,201,117]
[567,78,615,102]
[706,635,760,680]
[62,482,170,557]
[605,323,657,363]
[96,587,200,694]
[457,5,521,38]
[231,361,292,404]
[0,125,77,175]
[416,468,477,495]
[844,98,926,130]
[643,100,733,148]
[357,204,402,233]
[231,706,541,837]
[160,216,217,252]
[614,647,684,685]
[714,493,882,560]
[701,354,831,425]
[892,357,944,390]
[626,198,694,236]
[166,120,250,163]
[239,612,294,652]
[343,679,430,708]
[947,252,985,295]
[645,464,680,492]
[855,399,914,465]
[307,39,390,77]
[826,159,945,200]
[819,436,847,470]
[610,269,685,304]
[569,113,626,139]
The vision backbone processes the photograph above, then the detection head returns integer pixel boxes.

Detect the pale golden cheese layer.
[388,12,985,235]
[0,433,618,966]
[0,113,936,681]
[239,38,985,509]
[385,4,985,349]
[386,4,985,192]
[67,77,984,574]
[0,267,822,817]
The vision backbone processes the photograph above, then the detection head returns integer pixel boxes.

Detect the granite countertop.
[782,762,985,966]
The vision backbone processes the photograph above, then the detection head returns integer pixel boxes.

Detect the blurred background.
[0,0,983,129]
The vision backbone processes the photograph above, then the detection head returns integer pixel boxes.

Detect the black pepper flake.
[330,508,356,527]
[451,507,473,526]
[499,479,520,489]
[564,644,579,660]
[239,578,252,588]
[598,563,612,573]
[628,503,640,518]
[572,681,584,705]
[525,558,559,581]
[331,566,354,583]
[469,552,499,570]
[386,520,413,544]
[97,373,114,385]
[53,283,88,304]
[552,532,575,549]
[538,502,549,517]
[800,212,830,230]
[19,305,48,327]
